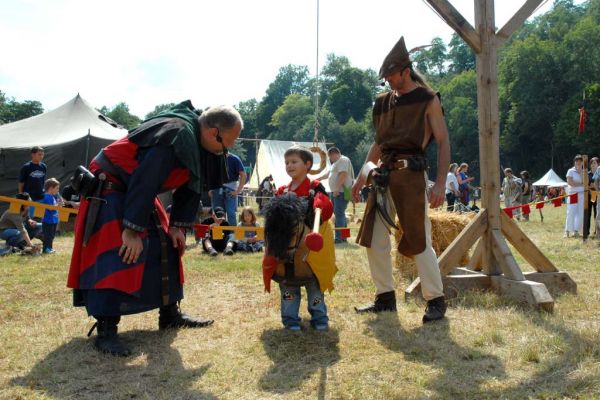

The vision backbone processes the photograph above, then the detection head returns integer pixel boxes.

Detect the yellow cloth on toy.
[306,221,338,293]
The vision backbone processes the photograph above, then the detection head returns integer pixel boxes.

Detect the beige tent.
[248,139,331,191]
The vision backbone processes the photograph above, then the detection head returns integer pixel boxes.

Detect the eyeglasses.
[214,127,228,156]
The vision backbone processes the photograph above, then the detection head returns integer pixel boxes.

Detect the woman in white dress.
[564,155,585,238]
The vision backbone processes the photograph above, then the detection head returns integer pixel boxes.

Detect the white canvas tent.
[248,140,331,191]
[0,94,128,198]
[532,169,568,187]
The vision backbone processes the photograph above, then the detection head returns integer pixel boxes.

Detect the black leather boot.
[354,291,397,313]
[422,296,447,324]
[89,316,131,357]
[158,303,214,330]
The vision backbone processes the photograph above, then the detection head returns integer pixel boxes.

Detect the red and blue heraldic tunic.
[67,102,209,317]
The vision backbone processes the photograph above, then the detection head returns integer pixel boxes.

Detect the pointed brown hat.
[378,36,412,79]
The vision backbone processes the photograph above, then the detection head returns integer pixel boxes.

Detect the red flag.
[503,207,514,218]
[569,193,578,204]
[522,204,531,215]
[579,106,586,134]
[552,198,563,207]
[535,202,544,209]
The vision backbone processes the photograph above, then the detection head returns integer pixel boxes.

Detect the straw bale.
[394,210,476,279]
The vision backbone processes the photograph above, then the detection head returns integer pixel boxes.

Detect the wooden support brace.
[491,230,525,281]
[496,0,545,43]
[467,239,484,271]
[405,210,487,299]
[442,273,491,299]
[523,272,577,295]
[425,0,481,53]
[500,211,558,272]
[490,276,554,312]
[438,209,488,275]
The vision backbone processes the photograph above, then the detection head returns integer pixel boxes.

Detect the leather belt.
[391,159,409,170]
[103,181,126,192]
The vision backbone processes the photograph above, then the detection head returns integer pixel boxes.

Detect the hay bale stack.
[394,210,476,279]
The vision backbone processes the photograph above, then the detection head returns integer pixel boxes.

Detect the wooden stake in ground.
[406,0,576,310]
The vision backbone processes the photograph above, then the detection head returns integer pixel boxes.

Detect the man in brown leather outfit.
[352,36,450,323]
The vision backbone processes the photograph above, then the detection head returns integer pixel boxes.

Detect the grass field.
[0,205,599,399]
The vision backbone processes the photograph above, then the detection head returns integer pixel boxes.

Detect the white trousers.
[365,187,444,301]
[565,191,584,233]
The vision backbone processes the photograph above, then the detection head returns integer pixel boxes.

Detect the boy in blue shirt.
[41,178,63,254]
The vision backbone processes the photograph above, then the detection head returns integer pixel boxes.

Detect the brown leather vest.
[373,87,436,159]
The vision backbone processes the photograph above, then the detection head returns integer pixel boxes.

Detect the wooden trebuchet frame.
[405,0,576,311]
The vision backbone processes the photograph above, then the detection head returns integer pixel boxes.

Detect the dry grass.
[1,205,600,399]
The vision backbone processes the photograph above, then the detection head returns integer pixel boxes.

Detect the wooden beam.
[500,211,558,272]
[490,276,554,312]
[438,209,488,275]
[523,272,577,295]
[496,0,545,43]
[491,229,525,281]
[467,238,484,271]
[406,210,487,299]
[425,0,481,53]
[442,274,491,299]
[475,0,502,275]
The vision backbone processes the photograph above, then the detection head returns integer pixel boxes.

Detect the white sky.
[0,0,559,117]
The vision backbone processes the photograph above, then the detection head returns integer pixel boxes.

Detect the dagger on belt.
[83,173,107,246]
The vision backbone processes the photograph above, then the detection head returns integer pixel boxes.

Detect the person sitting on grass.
[262,146,337,332]
[235,206,264,252]
[200,207,235,256]
[0,192,42,254]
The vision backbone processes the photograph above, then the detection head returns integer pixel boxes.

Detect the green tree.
[324,67,374,124]
[269,94,313,140]
[144,103,176,120]
[447,33,475,75]
[255,65,310,137]
[0,92,44,124]
[439,70,479,175]
[99,102,141,130]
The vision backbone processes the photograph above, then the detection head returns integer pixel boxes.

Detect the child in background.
[262,146,337,332]
[235,207,264,252]
[41,178,63,254]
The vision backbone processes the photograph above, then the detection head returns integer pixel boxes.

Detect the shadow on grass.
[482,315,600,398]
[259,327,340,399]
[367,312,506,398]
[11,329,216,400]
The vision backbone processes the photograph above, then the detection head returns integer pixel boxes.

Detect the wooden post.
[475,0,501,275]
[406,0,576,310]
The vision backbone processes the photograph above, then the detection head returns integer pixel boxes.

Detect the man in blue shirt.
[19,146,47,218]
[210,152,246,226]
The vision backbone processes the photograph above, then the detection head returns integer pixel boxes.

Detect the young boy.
[262,147,337,331]
[40,178,62,254]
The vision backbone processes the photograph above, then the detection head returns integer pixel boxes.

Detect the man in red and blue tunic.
[67,101,243,356]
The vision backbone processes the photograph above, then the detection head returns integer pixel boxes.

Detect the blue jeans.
[332,193,349,240]
[279,280,328,328]
[1,222,42,248]
[212,187,238,226]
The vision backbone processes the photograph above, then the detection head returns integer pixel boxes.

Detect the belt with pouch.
[386,156,428,172]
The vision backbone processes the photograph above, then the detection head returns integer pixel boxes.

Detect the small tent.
[532,169,568,187]
[248,139,331,191]
[0,94,128,198]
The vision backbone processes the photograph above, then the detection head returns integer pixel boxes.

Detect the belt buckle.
[396,159,408,170]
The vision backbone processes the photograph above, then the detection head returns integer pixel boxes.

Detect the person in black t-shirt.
[200,207,235,256]
[19,146,47,202]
